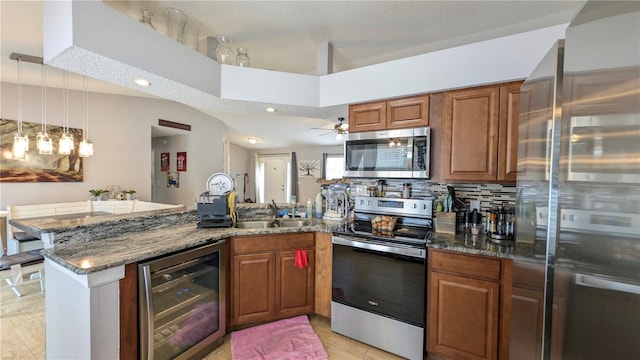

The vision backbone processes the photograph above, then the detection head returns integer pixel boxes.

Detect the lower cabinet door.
[276,250,315,317]
[510,287,544,360]
[232,252,275,324]
[428,271,500,360]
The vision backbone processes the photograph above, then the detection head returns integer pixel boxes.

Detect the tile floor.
[1,278,442,359]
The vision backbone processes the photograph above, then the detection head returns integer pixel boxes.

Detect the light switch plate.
[470,200,480,211]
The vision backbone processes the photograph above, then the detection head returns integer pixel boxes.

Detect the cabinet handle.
[368,300,378,306]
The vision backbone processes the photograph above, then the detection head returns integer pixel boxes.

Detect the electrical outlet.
[470,200,480,211]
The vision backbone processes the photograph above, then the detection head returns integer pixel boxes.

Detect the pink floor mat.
[230,315,328,360]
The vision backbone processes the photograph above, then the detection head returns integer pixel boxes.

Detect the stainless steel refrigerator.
[512,1,640,360]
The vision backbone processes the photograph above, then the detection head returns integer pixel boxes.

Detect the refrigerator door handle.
[575,273,640,295]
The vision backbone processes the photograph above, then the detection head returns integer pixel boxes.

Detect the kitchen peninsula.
[37,204,536,359]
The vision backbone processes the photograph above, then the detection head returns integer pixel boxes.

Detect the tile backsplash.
[349,179,516,214]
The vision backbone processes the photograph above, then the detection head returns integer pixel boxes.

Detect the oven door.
[332,235,426,327]
[567,114,640,183]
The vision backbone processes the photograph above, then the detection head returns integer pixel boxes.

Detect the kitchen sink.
[275,219,308,227]
[235,221,275,229]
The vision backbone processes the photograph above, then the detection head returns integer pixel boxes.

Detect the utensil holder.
[436,212,457,234]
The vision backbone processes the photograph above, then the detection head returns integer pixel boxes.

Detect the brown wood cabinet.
[427,249,512,360]
[441,82,522,183]
[314,232,332,318]
[230,233,315,326]
[349,95,429,132]
[510,260,568,360]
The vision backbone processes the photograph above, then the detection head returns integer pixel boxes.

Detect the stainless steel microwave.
[568,114,640,183]
[344,127,430,179]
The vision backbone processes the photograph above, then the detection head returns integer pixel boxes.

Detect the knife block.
[435,212,457,234]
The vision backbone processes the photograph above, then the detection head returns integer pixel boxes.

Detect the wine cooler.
[139,241,225,360]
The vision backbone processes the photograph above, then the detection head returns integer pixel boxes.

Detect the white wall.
[251,144,343,204]
[0,82,227,210]
[229,143,253,202]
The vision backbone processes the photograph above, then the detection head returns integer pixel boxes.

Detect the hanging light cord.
[83,76,89,140]
[62,70,68,133]
[41,64,47,133]
[17,57,23,134]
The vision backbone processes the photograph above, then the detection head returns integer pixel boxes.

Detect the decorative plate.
[206,172,235,195]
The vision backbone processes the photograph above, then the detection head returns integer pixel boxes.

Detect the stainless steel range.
[331,196,432,360]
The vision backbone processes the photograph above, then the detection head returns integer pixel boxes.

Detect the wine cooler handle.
[141,264,156,359]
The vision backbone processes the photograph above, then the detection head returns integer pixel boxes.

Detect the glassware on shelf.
[215,36,235,65]
[165,7,187,43]
[139,9,156,30]
[236,48,250,67]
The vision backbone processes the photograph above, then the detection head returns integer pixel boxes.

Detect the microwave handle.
[407,137,414,169]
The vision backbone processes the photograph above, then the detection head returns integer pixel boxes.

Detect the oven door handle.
[575,273,640,295]
[332,235,425,259]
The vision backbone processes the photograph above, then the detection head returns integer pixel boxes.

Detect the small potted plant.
[123,189,136,200]
[89,189,109,201]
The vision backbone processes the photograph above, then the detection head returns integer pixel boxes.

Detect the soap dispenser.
[306,198,313,218]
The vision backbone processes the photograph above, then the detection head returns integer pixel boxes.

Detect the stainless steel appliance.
[331,196,432,360]
[568,114,640,183]
[514,2,640,359]
[344,127,430,178]
[139,241,225,360]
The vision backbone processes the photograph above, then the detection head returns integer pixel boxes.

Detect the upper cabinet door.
[349,101,387,132]
[498,82,521,182]
[387,95,430,129]
[442,85,500,182]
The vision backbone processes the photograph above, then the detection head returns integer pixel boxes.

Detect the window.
[323,154,344,180]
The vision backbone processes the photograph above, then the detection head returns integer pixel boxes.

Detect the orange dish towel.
[294,250,308,269]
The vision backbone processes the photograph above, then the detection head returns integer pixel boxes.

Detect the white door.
[259,155,289,203]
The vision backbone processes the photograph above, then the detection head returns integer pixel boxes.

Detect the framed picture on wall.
[0,119,84,182]
[167,172,179,188]
[161,152,170,171]
[177,151,187,171]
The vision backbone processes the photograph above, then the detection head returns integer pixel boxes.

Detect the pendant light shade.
[12,56,28,160]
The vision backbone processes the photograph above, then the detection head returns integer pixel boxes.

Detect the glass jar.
[139,9,155,30]
[236,48,250,67]
[216,36,235,65]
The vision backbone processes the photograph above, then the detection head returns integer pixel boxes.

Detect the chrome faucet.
[268,200,279,218]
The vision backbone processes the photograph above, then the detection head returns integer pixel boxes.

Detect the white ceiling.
[0,0,586,148]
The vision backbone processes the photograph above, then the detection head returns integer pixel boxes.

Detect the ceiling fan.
[312,117,349,139]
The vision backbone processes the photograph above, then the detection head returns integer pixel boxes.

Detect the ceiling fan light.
[336,132,343,141]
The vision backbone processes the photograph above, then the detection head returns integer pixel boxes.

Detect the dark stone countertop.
[39,207,537,277]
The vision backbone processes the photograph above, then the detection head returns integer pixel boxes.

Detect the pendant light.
[12,56,29,160]
[36,64,53,155]
[58,71,74,155]
[78,76,93,157]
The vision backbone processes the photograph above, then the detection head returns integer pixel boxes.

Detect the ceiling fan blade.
[311,127,332,130]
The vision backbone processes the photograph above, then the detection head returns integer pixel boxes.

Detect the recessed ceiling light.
[248,137,258,144]
[134,78,151,87]
[266,107,276,113]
